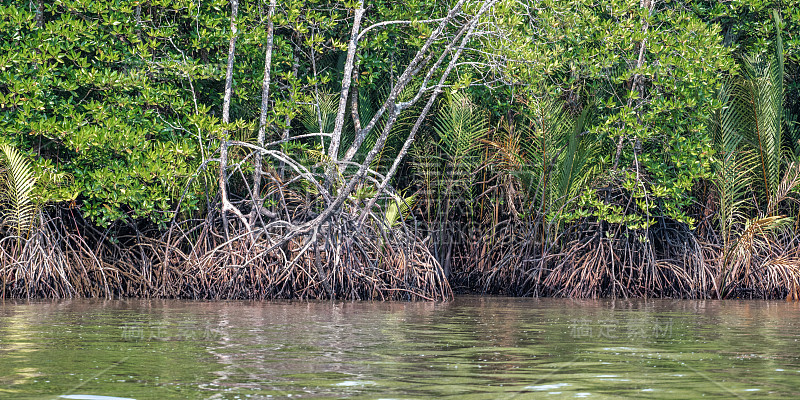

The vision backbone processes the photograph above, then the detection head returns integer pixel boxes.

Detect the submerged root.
[5,202,799,300]
[453,211,800,300]
[715,229,800,299]
[757,259,800,300]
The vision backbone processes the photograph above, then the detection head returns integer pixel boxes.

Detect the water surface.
[1,297,799,399]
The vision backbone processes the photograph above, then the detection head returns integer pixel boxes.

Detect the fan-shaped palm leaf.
[301,92,337,141]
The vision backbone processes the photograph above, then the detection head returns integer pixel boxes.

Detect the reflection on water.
[1,297,800,399]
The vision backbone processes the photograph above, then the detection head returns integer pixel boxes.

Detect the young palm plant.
[0,144,38,246]
[412,92,488,274]
[712,10,800,299]
[486,99,597,240]
[470,99,600,295]
[528,103,596,238]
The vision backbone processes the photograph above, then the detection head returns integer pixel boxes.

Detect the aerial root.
[1,208,451,300]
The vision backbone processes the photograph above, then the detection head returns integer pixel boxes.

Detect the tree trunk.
[328,1,365,162]
[219,0,247,236]
[251,0,277,223]
[357,0,497,225]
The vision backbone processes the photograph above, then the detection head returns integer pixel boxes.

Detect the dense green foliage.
[0,0,793,223]
[0,0,447,227]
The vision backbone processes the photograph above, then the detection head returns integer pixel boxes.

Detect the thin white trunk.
[312,0,495,226]
[251,0,277,222]
[219,0,248,233]
[342,0,469,163]
[328,1,365,161]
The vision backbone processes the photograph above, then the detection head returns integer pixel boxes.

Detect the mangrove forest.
[2,0,800,301]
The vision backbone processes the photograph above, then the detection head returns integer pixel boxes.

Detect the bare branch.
[328,1,366,161]
[358,0,501,225]
[341,0,470,163]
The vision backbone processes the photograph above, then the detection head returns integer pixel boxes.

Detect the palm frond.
[711,13,800,297]
[729,10,785,205]
[385,192,416,228]
[713,81,755,240]
[434,92,487,165]
[767,162,800,214]
[301,92,337,137]
[551,105,596,216]
[731,53,783,203]
[788,111,800,157]
[431,92,488,213]
[0,144,39,241]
